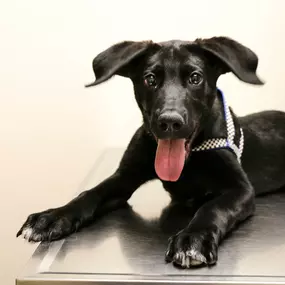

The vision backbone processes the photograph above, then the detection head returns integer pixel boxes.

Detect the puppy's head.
[86,37,263,181]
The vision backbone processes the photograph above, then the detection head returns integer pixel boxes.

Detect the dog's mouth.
[154,126,198,182]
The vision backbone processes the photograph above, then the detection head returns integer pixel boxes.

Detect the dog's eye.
[189,72,203,85]
[144,74,157,88]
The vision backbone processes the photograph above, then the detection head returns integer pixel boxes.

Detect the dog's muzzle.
[151,110,196,182]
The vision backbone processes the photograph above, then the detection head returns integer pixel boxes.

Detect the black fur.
[17,37,285,268]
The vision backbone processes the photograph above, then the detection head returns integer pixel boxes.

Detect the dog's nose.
[158,111,185,133]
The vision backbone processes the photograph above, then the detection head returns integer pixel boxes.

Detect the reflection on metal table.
[16,149,285,285]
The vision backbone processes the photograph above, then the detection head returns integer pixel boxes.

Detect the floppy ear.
[85,41,155,87]
[192,37,264,85]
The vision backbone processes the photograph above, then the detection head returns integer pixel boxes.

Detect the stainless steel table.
[17,149,285,285]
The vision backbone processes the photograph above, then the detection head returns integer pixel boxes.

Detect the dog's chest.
[161,153,218,201]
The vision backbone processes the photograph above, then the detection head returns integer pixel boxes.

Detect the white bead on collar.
[192,89,244,163]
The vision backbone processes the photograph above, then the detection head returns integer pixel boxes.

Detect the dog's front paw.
[17,208,80,242]
[165,229,218,268]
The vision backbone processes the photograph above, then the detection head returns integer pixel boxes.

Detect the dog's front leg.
[17,127,156,242]
[165,152,255,268]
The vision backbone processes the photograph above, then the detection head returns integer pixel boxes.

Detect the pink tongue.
[155,139,186,182]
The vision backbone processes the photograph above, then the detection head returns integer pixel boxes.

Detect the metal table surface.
[17,149,285,285]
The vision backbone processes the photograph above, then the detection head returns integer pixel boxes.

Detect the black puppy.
[17,37,285,268]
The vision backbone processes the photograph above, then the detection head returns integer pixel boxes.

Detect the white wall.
[1,1,285,158]
[1,1,285,283]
